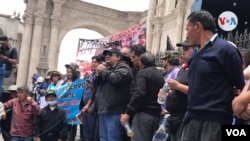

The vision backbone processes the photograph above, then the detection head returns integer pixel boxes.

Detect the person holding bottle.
[161,40,193,141]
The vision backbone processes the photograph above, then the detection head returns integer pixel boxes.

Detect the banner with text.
[76,20,147,56]
[56,79,86,124]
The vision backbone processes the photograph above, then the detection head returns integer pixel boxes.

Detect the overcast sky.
[0,0,149,73]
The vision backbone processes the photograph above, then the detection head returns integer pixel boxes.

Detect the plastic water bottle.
[124,121,133,137]
[152,114,169,141]
[157,84,169,104]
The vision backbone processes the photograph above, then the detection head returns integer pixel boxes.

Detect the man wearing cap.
[161,40,193,141]
[94,47,133,141]
[3,85,40,141]
[0,35,18,78]
[34,90,67,141]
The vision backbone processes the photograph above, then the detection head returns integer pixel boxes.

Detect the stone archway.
[17,0,145,86]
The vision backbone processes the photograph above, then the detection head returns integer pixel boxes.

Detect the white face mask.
[47,100,57,106]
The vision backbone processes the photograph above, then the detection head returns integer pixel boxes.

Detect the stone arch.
[17,0,145,85]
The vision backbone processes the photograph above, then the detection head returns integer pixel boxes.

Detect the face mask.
[47,100,57,106]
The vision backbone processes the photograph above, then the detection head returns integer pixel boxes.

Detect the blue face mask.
[47,100,57,106]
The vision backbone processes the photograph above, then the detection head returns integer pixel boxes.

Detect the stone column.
[146,0,157,52]
[152,18,162,54]
[16,13,34,86]
[27,13,45,84]
[48,17,60,70]
[48,0,66,70]
[175,0,188,41]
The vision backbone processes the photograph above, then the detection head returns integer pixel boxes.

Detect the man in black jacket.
[120,52,165,141]
[95,47,133,141]
[34,90,68,141]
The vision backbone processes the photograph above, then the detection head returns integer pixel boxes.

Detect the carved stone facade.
[17,0,146,86]
[14,0,195,86]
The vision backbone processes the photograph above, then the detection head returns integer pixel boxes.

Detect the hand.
[96,64,106,74]
[0,54,8,60]
[232,95,248,118]
[167,79,179,90]
[160,109,168,115]
[27,96,32,103]
[233,87,241,97]
[158,89,164,97]
[35,137,41,141]
[87,108,94,114]
[238,104,250,120]
[58,138,63,141]
[1,111,6,120]
[81,105,89,113]
[120,113,129,125]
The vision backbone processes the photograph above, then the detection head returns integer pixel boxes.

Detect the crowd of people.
[0,9,249,141]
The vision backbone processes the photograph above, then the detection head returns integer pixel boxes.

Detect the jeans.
[11,136,33,141]
[83,113,97,141]
[99,113,124,141]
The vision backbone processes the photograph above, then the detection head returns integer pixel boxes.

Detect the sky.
[0,0,149,73]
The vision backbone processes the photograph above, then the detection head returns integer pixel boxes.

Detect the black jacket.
[98,61,133,114]
[34,106,68,141]
[126,66,165,117]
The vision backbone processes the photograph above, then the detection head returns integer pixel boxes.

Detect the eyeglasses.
[52,75,59,77]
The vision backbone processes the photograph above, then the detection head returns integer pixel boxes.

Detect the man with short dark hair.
[0,35,18,78]
[3,85,40,141]
[181,10,245,141]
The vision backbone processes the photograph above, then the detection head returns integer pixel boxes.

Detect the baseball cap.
[0,35,8,43]
[121,53,133,68]
[32,74,40,80]
[176,40,191,47]
[103,47,121,56]
[161,51,179,59]
[36,76,44,83]
[46,90,57,98]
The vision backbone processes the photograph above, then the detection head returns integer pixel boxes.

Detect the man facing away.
[180,10,245,141]
[120,52,165,141]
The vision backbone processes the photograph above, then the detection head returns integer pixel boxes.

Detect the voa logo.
[218,11,238,31]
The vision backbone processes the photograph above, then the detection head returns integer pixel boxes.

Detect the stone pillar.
[48,0,66,70]
[152,19,162,54]
[175,0,188,41]
[146,0,157,52]
[48,17,60,70]
[16,13,34,86]
[27,13,45,84]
